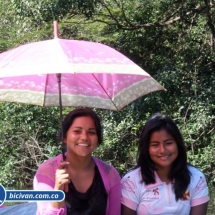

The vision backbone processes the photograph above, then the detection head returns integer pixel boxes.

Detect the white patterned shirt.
[121,165,209,215]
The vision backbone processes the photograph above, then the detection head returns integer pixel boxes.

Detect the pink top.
[34,154,121,215]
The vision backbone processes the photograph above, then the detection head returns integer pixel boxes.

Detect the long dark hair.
[137,113,190,201]
[58,107,103,145]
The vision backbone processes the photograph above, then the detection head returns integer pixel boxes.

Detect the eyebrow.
[150,138,174,143]
[164,138,174,142]
[72,126,96,130]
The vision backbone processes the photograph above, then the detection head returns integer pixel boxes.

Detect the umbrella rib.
[91,74,119,111]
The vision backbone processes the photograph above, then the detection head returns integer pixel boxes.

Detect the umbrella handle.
[64,184,69,192]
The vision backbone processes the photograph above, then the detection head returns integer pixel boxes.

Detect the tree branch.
[91,3,215,30]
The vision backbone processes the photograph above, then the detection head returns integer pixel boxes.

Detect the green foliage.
[10,0,99,25]
[0,0,215,193]
[0,103,61,188]
[187,143,215,188]
[93,108,142,176]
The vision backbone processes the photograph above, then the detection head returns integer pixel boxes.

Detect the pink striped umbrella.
[0,22,165,111]
[0,21,165,159]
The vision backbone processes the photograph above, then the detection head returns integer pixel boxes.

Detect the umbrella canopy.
[0,37,165,111]
[0,21,165,160]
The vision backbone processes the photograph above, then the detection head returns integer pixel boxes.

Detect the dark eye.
[73,130,81,133]
[150,143,158,147]
[89,131,96,135]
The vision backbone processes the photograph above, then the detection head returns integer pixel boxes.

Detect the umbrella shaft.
[56,73,66,161]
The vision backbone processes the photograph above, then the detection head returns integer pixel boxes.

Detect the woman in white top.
[121,113,209,215]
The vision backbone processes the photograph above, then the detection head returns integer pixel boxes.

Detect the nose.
[159,143,166,153]
[80,131,88,140]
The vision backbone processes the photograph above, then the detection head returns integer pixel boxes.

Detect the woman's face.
[149,128,178,171]
[64,116,98,158]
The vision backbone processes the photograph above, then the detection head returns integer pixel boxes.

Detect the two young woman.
[34,108,209,215]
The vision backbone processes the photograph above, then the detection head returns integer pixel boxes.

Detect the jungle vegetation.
[0,0,214,194]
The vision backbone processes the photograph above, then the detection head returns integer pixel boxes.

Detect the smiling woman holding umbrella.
[33,107,121,215]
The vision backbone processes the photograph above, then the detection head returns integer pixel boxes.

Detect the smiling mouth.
[77,143,89,147]
[158,155,170,159]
